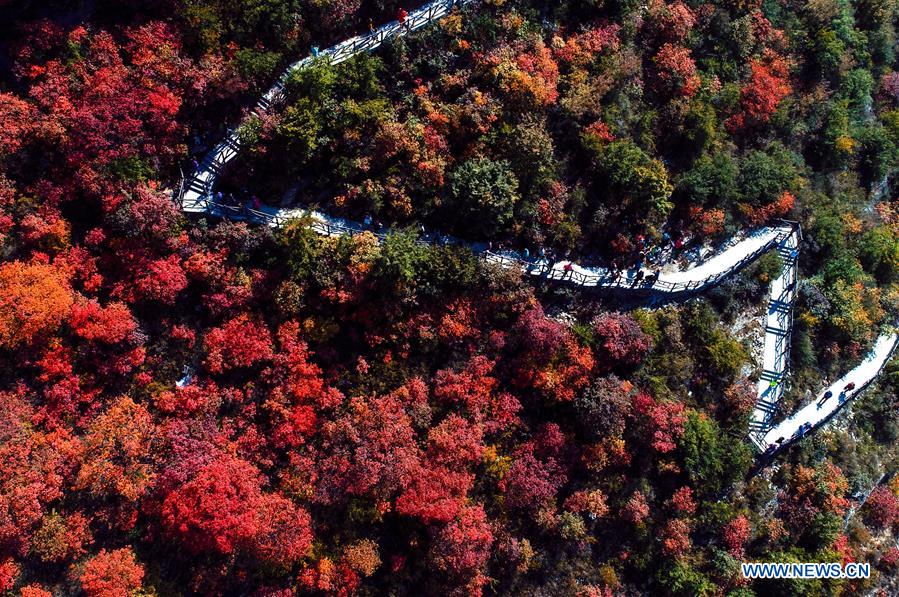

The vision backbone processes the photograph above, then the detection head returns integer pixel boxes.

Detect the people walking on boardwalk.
[311,45,320,57]
[369,18,375,32]
[843,382,856,393]
[817,390,832,407]
[397,8,408,28]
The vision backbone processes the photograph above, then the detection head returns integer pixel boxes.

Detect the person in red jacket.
[397,7,408,27]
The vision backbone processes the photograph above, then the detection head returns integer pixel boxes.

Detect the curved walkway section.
[180,0,475,211]
[183,195,795,297]
[762,332,899,450]
[483,224,793,293]
[175,0,898,457]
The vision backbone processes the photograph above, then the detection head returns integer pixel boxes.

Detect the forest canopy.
[0,0,897,595]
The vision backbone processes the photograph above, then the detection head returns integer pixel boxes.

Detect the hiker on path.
[397,8,408,28]
[817,390,832,407]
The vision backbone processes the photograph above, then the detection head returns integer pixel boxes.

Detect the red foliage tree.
[396,466,474,524]
[593,312,653,368]
[742,190,795,226]
[159,454,264,555]
[863,486,899,530]
[396,416,485,524]
[429,505,494,595]
[630,392,686,454]
[118,186,185,250]
[880,546,899,570]
[553,24,621,66]
[426,415,485,467]
[298,556,360,595]
[132,255,188,305]
[79,548,144,597]
[249,493,313,568]
[661,518,692,556]
[69,300,136,344]
[500,449,565,511]
[777,463,851,536]
[0,401,81,557]
[315,394,421,506]
[653,43,701,98]
[621,490,650,525]
[0,92,37,156]
[0,558,18,592]
[20,585,52,597]
[264,321,344,448]
[668,486,696,515]
[723,515,752,557]
[511,305,594,402]
[563,489,609,519]
[726,50,791,132]
[154,381,221,416]
[433,357,521,434]
[645,0,696,44]
[584,121,615,145]
[203,315,275,374]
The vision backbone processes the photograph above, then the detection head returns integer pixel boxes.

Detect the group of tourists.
[764,380,860,452]
[212,190,262,213]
